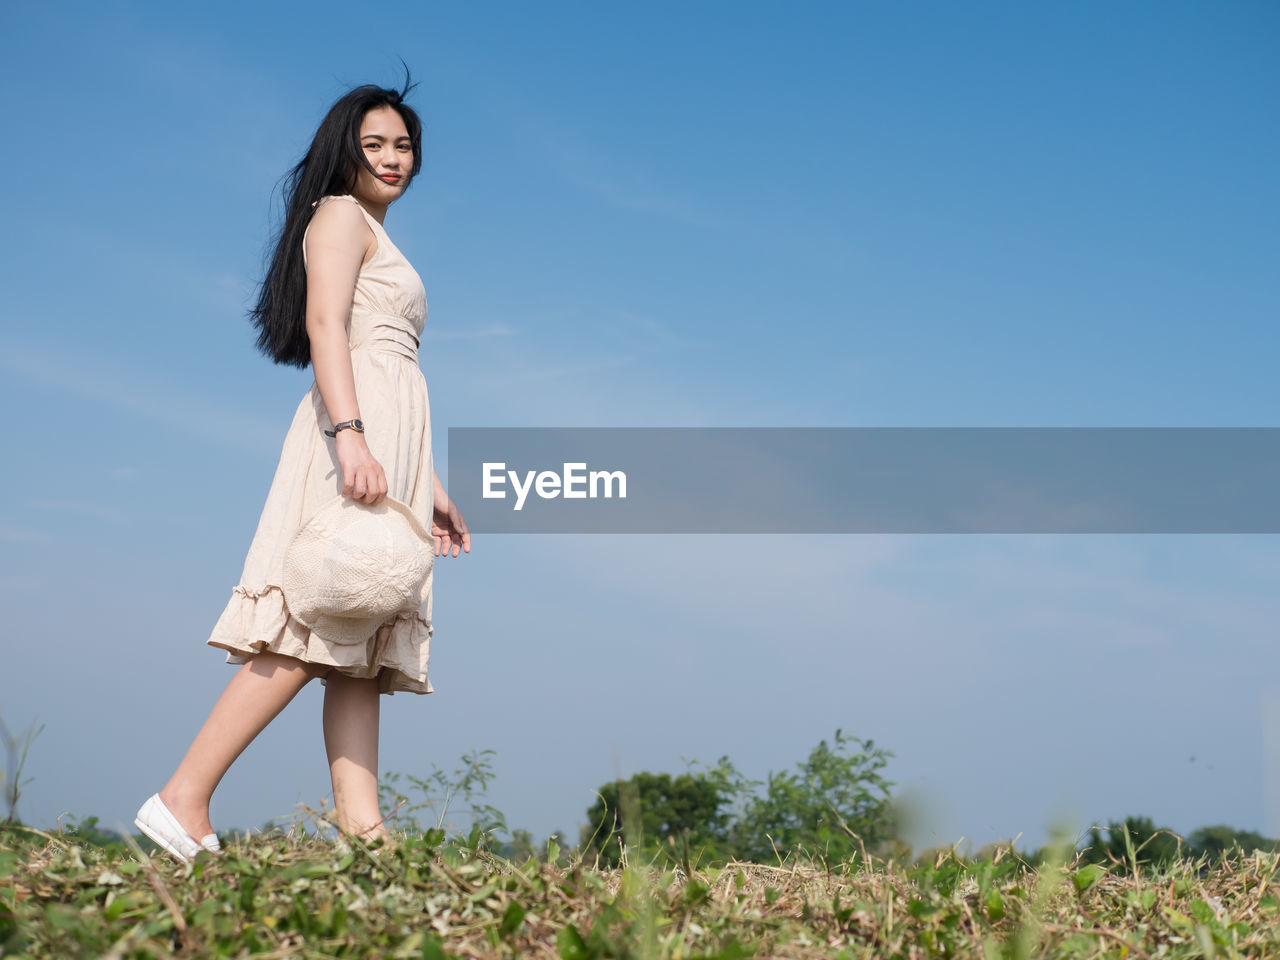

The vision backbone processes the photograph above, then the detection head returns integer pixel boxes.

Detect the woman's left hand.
[431,471,471,558]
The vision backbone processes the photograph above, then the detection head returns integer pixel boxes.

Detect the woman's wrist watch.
[324,419,364,438]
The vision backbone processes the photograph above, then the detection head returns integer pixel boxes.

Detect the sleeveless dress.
[206,194,435,696]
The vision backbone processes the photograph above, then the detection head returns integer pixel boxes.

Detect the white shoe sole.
[134,793,221,862]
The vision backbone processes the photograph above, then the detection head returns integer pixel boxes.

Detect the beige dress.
[207,194,435,695]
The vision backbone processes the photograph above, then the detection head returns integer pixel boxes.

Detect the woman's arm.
[304,201,387,506]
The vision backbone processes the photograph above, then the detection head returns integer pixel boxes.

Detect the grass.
[5,716,1278,956]
[4,812,1280,959]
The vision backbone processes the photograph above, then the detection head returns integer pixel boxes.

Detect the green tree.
[1079,815,1182,870]
[61,815,129,851]
[724,729,895,865]
[581,728,898,868]
[493,827,538,863]
[1187,824,1278,861]
[580,771,728,868]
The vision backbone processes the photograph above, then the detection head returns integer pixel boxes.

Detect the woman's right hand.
[335,430,388,505]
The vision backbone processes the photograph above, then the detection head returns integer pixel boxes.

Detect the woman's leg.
[322,670,391,842]
[158,651,329,841]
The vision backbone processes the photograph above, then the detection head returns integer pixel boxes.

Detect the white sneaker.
[134,793,221,862]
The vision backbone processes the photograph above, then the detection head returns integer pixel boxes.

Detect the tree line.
[565,732,1275,870]
[4,711,1273,868]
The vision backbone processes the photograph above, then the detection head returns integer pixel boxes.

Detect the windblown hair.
[250,66,423,368]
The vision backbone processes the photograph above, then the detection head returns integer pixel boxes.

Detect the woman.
[133,73,469,862]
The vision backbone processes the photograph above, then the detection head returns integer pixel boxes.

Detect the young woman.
[134,74,469,862]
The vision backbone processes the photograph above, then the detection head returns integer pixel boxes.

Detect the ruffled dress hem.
[206,584,434,696]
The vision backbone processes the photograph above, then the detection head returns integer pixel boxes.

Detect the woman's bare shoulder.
[305,197,376,266]
[308,195,373,232]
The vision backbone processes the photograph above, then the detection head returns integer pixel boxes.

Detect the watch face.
[353,420,364,431]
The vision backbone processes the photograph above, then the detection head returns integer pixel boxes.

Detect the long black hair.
[250,66,423,368]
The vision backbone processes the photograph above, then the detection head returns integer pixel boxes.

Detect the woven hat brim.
[281,495,434,646]
[302,610,405,647]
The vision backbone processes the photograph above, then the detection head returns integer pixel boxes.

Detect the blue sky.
[1,1,1277,854]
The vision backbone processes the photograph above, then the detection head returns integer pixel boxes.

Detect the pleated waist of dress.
[349,312,420,363]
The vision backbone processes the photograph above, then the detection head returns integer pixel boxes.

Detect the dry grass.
[5,810,1280,958]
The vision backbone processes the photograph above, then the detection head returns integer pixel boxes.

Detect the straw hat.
[282,495,434,645]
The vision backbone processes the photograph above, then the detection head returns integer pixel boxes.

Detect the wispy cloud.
[471,354,634,388]
[0,526,51,545]
[30,499,128,524]
[539,135,715,227]
[499,95,720,228]
[606,310,697,352]
[0,574,44,591]
[422,323,518,341]
[1,340,282,453]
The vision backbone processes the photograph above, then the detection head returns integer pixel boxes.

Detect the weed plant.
[5,714,1280,957]
[6,807,1280,957]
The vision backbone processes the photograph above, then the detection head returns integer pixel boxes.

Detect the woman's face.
[351,106,413,205]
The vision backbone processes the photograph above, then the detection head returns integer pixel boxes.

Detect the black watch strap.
[324,418,364,438]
